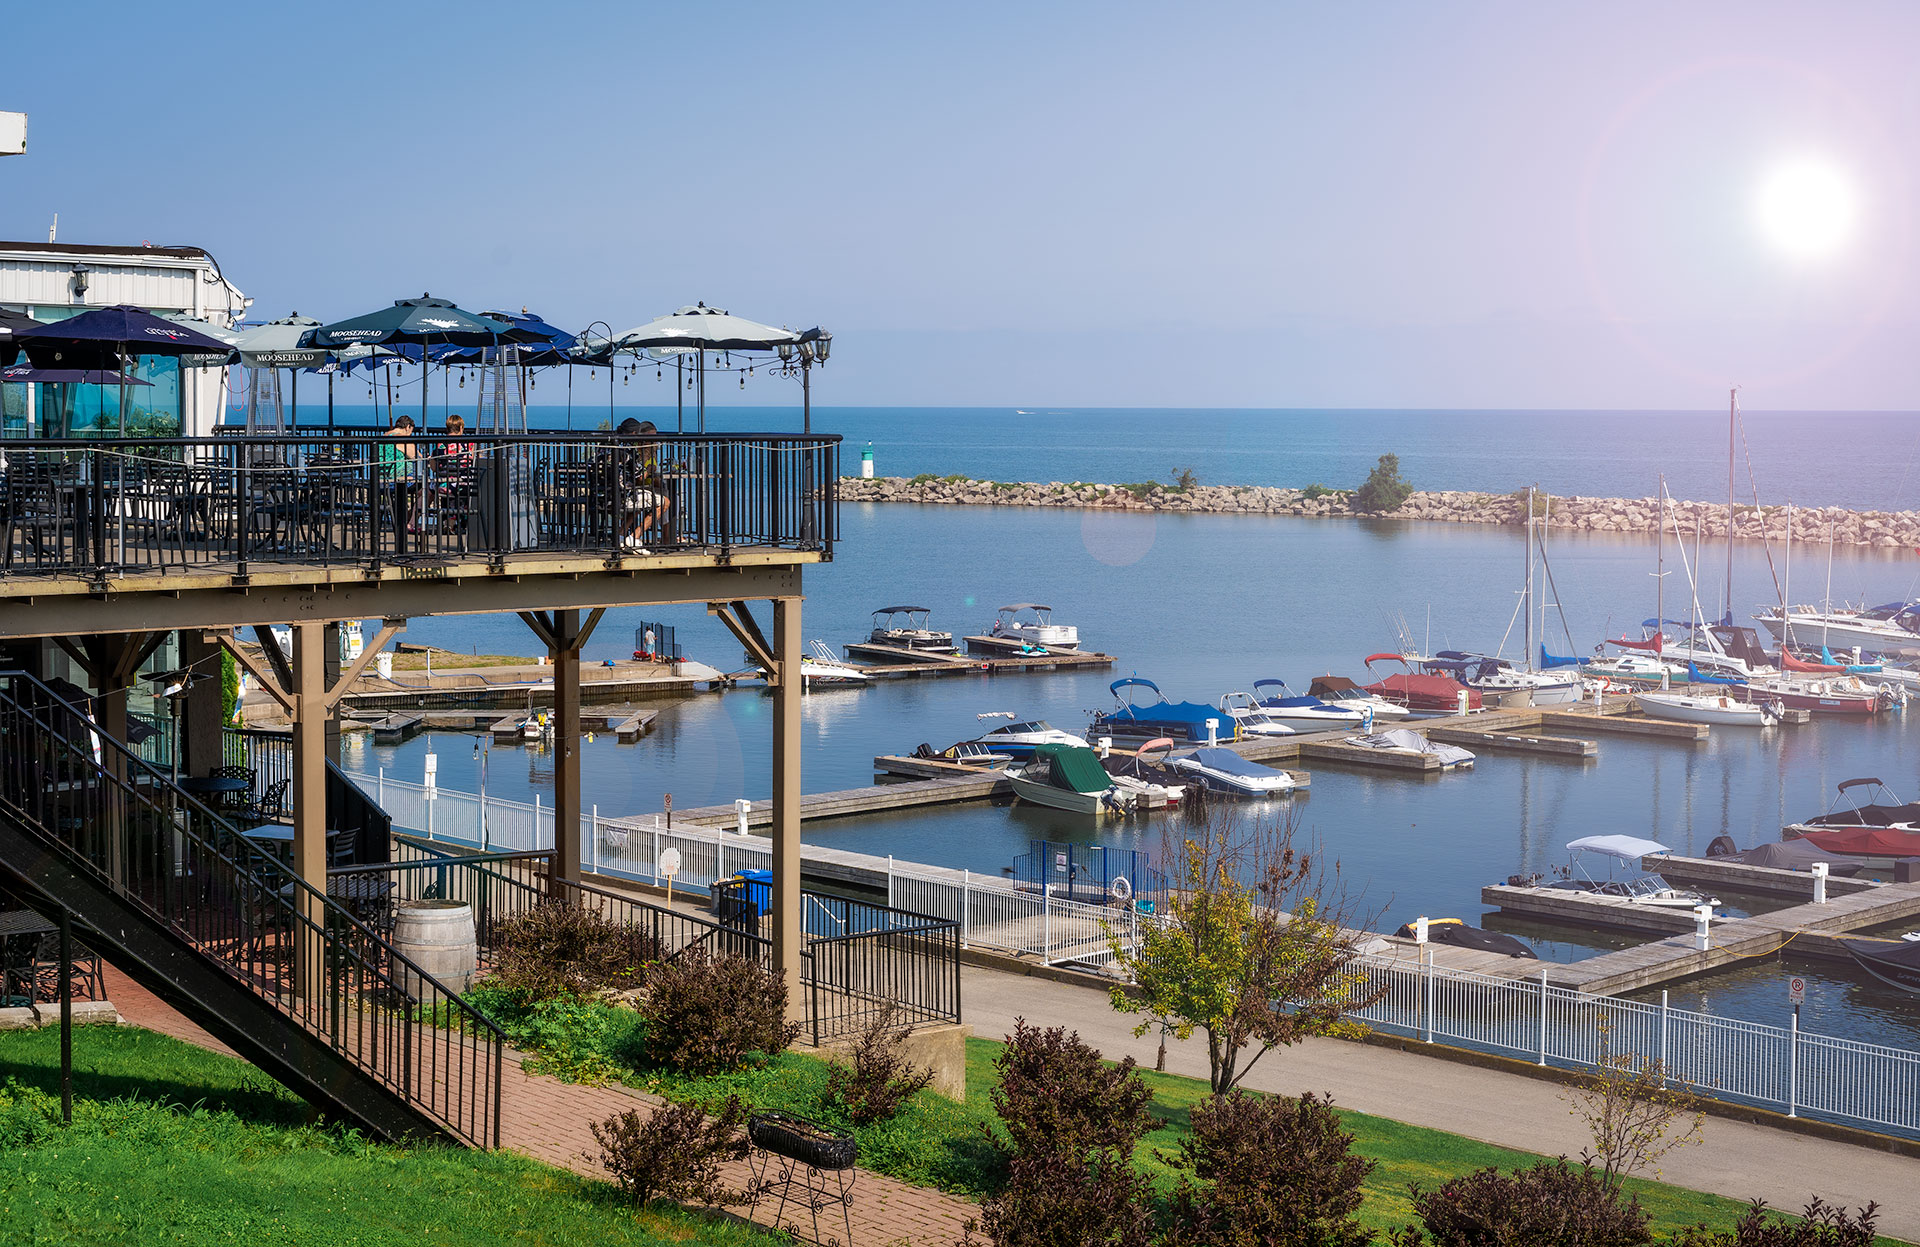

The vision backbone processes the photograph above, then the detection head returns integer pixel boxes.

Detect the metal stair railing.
[0,671,503,1147]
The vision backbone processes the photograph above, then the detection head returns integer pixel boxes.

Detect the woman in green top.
[379,415,420,548]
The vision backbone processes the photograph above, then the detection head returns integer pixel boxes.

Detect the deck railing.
[0,431,838,579]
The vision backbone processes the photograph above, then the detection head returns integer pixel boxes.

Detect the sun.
[1756,159,1857,260]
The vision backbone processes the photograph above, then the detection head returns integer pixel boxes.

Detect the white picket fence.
[352,771,1920,1138]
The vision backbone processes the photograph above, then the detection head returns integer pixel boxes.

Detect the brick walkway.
[100,963,976,1246]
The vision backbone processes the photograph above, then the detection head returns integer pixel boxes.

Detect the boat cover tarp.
[1721,839,1864,874]
[1783,651,1847,674]
[1806,802,1920,829]
[1188,747,1280,778]
[1095,701,1221,732]
[1540,645,1586,669]
[1795,827,1920,857]
[1394,922,1538,958]
[1687,664,1746,686]
[1364,672,1480,710]
[1846,938,1920,980]
[1607,633,1667,652]
[1308,675,1363,697]
[1033,743,1115,794]
[1567,834,1671,862]
[1345,729,1474,766]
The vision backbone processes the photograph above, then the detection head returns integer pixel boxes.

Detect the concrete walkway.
[962,964,1920,1243]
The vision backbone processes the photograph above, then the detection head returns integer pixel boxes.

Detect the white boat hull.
[1757,611,1920,658]
[1007,771,1119,816]
[1002,625,1079,650]
[1634,692,1776,727]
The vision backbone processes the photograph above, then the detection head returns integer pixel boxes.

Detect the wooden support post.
[323,622,343,767]
[180,631,226,777]
[771,594,803,1019]
[291,622,328,1000]
[553,610,582,886]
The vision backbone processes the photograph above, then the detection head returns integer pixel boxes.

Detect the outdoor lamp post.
[70,264,88,304]
[795,332,830,434]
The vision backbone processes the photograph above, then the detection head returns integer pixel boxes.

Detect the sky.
[5,2,1919,410]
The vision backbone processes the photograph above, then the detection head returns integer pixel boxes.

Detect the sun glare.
[1756,159,1857,260]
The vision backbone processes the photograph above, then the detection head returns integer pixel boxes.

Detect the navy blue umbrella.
[14,304,240,372]
[2,364,154,386]
[0,307,38,366]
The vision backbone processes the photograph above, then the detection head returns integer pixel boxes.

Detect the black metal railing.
[0,672,504,1147]
[0,431,839,579]
[801,893,963,1045]
[221,728,391,866]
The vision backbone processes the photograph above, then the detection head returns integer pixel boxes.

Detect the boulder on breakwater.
[838,475,1920,551]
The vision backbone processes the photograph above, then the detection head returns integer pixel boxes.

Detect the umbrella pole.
[697,349,705,434]
[327,373,335,431]
[291,367,298,432]
[116,347,127,565]
[676,357,683,433]
[566,364,572,431]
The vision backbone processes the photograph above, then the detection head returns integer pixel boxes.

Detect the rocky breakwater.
[840,475,1920,550]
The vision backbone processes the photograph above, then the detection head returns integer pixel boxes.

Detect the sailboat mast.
[1782,502,1793,653]
[1656,476,1666,651]
[1726,387,1737,623]
[1524,486,1535,670]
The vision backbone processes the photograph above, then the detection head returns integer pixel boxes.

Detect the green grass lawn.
[0,1026,782,1247]
[459,984,1906,1243]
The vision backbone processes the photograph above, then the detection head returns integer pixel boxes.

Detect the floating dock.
[838,641,1117,676]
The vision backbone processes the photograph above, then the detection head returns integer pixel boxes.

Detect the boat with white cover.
[1165,747,1297,798]
[1341,728,1474,770]
[1755,600,1920,659]
[1634,691,1779,727]
[989,604,1079,650]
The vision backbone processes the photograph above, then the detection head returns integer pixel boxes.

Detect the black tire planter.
[748,1111,859,1171]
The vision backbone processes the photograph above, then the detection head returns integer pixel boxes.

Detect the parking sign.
[1787,976,1807,1005]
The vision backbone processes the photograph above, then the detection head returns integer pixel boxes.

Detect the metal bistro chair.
[246,777,290,825]
[7,930,104,1004]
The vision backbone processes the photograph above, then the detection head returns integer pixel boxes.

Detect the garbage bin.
[736,869,772,913]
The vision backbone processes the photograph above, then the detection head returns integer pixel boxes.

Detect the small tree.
[1354,453,1413,513]
[1109,804,1384,1095]
[1168,1090,1377,1247]
[1563,1019,1704,1191]
[1394,1157,1651,1247]
[824,1000,937,1127]
[591,1097,751,1209]
[640,951,803,1074]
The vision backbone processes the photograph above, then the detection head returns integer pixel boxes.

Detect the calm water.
[347,501,1920,1048]
[314,402,1920,511]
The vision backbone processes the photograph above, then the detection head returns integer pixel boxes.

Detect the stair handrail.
[0,670,505,1146]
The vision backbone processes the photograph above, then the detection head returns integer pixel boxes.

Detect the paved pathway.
[961,964,1920,1243]
[100,963,975,1246]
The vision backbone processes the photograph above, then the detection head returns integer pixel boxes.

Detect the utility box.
[1896,859,1918,884]
[0,112,25,156]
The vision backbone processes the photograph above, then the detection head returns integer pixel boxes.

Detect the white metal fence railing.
[352,772,1920,1139]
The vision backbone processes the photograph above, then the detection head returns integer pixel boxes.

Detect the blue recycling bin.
[736,869,773,913]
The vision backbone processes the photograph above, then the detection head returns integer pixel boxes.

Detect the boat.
[1249,678,1371,730]
[1429,651,1582,707]
[919,713,1088,768]
[1341,728,1475,770]
[1106,738,1190,808]
[1361,654,1482,715]
[1165,746,1297,798]
[1733,673,1887,716]
[1307,674,1412,721]
[1216,691,1297,737]
[1703,835,1863,876]
[1392,918,1537,959]
[1583,652,1687,688]
[1638,617,1778,681]
[1090,678,1231,744]
[1842,938,1920,993]
[1788,826,1920,869]
[921,740,1016,768]
[1634,691,1780,727]
[1540,835,1719,909]
[1755,600,1920,659]
[802,641,870,686]
[867,606,955,652]
[1006,743,1132,817]
[1782,779,1920,866]
[988,604,1079,650]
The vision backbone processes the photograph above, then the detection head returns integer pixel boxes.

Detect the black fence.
[632,621,683,663]
[0,431,839,579]
[221,728,391,866]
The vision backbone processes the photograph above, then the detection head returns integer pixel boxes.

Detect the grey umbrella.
[610,303,812,432]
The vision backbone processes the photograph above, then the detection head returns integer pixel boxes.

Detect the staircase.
[0,671,502,1146]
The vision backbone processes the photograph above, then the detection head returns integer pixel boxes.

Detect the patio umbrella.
[1,364,153,386]
[302,295,511,428]
[231,314,327,429]
[15,304,239,429]
[609,303,812,432]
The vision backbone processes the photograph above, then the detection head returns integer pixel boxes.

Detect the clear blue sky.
[5,2,1917,409]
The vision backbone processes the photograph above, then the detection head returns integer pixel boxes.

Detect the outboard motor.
[1706,834,1739,858]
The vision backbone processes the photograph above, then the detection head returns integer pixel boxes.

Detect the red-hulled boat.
[1782,778,1920,866]
[1361,654,1482,715]
[1734,674,1884,715]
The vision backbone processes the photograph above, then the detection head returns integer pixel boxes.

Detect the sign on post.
[1787,976,1807,1006]
[658,846,682,907]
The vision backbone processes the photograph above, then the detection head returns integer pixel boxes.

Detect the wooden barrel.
[391,900,477,997]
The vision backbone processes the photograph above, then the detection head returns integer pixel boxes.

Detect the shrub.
[987,1019,1154,1161]
[1302,483,1336,501]
[463,986,643,1083]
[492,901,652,999]
[909,472,939,486]
[1354,453,1413,513]
[590,1097,750,1209]
[1172,466,1200,491]
[1396,1157,1650,1247]
[640,951,802,1074]
[967,1151,1155,1247]
[824,1001,936,1127]
[1668,1198,1880,1247]
[1168,1090,1376,1247]
[1119,481,1159,499]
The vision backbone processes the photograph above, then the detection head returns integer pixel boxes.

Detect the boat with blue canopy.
[1249,678,1369,730]
[1090,679,1228,743]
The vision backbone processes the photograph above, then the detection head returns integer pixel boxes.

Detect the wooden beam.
[709,601,777,679]
[216,633,295,715]
[251,625,295,693]
[318,619,406,712]
[517,611,559,652]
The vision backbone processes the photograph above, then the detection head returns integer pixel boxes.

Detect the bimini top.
[997,603,1053,613]
[874,605,932,616]
[1567,835,1671,863]
[1186,748,1278,778]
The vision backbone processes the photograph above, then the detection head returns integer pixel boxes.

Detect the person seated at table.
[609,417,669,553]
[435,414,477,533]
[378,416,420,543]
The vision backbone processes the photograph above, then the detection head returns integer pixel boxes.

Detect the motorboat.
[1703,834,1863,877]
[1841,938,1920,993]
[1165,747,1297,798]
[1090,678,1230,744]
[1249,679,1371,730]
[1633,691,1779,727]
[1430,651,1583,707]
[1105,738,1190,808]
[921,740,1016,768]
[802,641,870,686]
[1755,600,1920,659]
[1341,728,1475,770]
[1216,691,1297,738]
[1541,836,1718,910]
[989,604,1079,650]
[1307,674,1412,721]
[1733,673,1889,716]
[1006,743,1132,817]
[1392,918,1537,959]
[867,606,955,652]
[918,713,1088,769]
[1361,654,1482,715]
[1583,652,1687,689]
[1788,826,1920,870]
[1782,779,1920,867]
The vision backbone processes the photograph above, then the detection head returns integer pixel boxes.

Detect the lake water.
[345,496,1920,1050]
